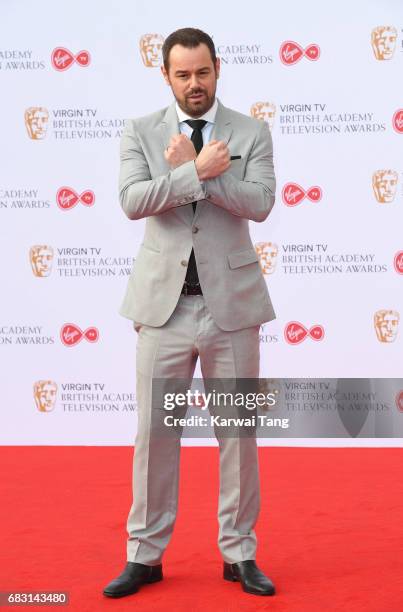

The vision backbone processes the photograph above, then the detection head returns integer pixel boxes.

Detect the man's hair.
[162,28,217,71]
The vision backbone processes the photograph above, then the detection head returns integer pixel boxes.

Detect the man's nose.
[189,74,200,89]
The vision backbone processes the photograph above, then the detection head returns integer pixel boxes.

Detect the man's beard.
[176,87,216,117]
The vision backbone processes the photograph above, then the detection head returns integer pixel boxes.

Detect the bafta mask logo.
[372,170,398,203]
[284,322,324,345]
[51,47,91,71]
[60,323,99,347]
[25,107,49,140]
[279,41,320,65]
[257,378,281,411]
[394,251,403,275]
[396,390,403,413]
[255,242,278,275]
[34,380,57,412]
[139,33,164,67]
[374,310,400,343]
[371,26,397,60]
[392,109,403,134]
[250,102,276,130]
[30,245,54,277]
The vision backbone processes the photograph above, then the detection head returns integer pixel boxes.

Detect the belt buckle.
[183,281,200,295]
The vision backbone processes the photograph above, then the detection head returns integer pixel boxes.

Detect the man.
[103,27,276,598]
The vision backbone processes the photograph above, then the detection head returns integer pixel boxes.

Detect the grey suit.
[119,99,276,331]
[119,99,276,565]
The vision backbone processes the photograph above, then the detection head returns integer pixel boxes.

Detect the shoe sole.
[103,575,163,598]
[223,574,275,596]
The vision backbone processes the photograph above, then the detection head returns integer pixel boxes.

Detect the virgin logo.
[394,251,403,274]
[282,183,322,206]
[51,48,91,71]
[279,41,320,65]
[60,324,99,347]
[392,109,403,134]
[56,187,95,211]
[284,322,325,345]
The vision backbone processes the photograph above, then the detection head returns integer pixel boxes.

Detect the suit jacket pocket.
[227,157,245,180]
[131,244,163,283]
[227,248,259,269]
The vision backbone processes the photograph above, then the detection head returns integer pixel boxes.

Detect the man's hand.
[195,140,231,181]
[164,134,197,169]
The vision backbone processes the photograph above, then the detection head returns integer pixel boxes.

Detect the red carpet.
[1,447,403,611]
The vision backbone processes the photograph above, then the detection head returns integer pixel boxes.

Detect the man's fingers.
[207,139,228,152]
[169,134,182,145]
[176,133,190,140]
[169,134,192,148]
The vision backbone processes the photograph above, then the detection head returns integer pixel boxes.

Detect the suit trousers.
[126,293,261,565]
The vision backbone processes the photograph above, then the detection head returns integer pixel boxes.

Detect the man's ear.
[215,57,221,79]
[161,65,170,85]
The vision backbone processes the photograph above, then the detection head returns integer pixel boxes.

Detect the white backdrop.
[1,0,402,446]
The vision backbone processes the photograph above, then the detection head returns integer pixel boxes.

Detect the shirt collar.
[176,97,218,125]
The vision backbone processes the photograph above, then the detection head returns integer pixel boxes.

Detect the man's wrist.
[195,159,208,182]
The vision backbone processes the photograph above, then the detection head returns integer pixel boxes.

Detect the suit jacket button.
[192,226,199,233]
[181,260,188,266]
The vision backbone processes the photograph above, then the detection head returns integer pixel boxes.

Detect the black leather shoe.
[223,560,275,596]
[103,562,163,598]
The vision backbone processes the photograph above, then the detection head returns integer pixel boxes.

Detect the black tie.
[183,119,207,286]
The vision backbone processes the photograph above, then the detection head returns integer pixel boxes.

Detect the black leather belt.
[181,282,203,295]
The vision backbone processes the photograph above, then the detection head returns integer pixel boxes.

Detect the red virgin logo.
[279,41,320,65]
[56,187,95,211]
[394,251,403,274]
[396,391,403,412]
[392,109,403,134]
[284,322,324,345]
[51,48,91,71]
[282,183,322,207]
[60,324,99,347]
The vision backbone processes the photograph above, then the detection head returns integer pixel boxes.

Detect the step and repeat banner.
[1,0,402,445]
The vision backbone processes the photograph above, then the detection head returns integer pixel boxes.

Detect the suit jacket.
[118,99,276,331]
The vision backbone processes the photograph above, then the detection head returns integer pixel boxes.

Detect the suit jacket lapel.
[209,99,233,146]
[160,101,180,150]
